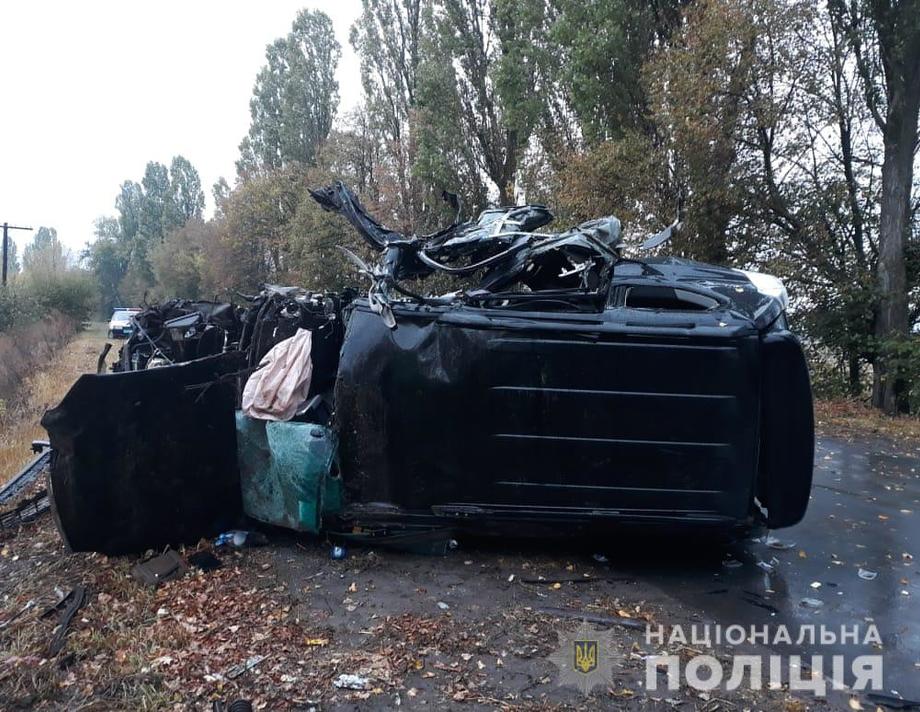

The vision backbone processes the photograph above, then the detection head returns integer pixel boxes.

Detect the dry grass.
[0,314,78,404]
[0,323,112,486]
[814,397,920,445]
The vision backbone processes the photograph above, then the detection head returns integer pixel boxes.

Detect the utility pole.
[1,223,33,286]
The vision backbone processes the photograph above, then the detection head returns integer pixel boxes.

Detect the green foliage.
[212,177,232,219]
[150,220,211,300]
[547,0,684,144]
[433,0,539,204]
[25,270,96,321]
[214,166,306,291]
[200,162,370,295]
[351,0,422,138]
[116,181,143,241]
[413,25,489,224]
[350,0,425,228]
[22,227,68,276]
[284,187,374,292]
[237,10,341,176]
[170,156,206,223]
[877,336,920,413]
[0,286,39,332]
[0,271,95,332]
[140,161,180,243]
[4,238,20,277]
[85,155,206,311]
[554,130,671,228]
[83,218,128,315]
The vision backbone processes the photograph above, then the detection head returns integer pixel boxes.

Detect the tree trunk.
[872,101,918,414]
[848,354,861,396]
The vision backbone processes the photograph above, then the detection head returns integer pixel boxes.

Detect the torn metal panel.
[310,183,795,331]
[42,353,244,555]
[114,299,241,371]
[310,183,415,251]
[235,414,341,533]
[310,182,624,318]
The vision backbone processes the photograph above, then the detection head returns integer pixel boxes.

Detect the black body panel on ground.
[42,353,244,554]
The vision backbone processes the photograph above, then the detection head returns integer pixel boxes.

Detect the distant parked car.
[107,308,140,339]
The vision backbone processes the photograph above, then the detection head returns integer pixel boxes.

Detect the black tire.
[756,331,814,529]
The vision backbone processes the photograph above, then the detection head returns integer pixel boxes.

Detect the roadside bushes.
[0,313,79,412]
[0,271,96,332]
[0,272,96,409]
[0,287,39,332]
[28,271,97,322]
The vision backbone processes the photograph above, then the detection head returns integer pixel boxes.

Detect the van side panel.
[335,304,763,528]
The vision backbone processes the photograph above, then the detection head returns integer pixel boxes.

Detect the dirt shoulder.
[0,501,839,710]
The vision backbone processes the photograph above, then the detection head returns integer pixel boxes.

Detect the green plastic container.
[235,413,342,533]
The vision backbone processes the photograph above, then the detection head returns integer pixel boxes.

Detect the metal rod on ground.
[1,223,34,286]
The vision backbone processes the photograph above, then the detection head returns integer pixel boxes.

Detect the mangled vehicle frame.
[112,299,242,371]
[43,182,814,554]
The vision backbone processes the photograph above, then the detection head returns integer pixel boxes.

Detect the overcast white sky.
[0,1,362,258]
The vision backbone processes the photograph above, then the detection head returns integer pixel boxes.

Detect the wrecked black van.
[315,183,814,537]
[42,183,813,554]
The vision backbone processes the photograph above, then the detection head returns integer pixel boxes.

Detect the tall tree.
[84,217,129,313]
[115,181,143,242]
[645,0,764,263]
[22,227,66,275]
[5,238,19,278]
[238,10,341,176]
[547,0,686,146]
[169,155,205,222]
[150,219,213,299]
[210,166,308,291]
[212,177,232,219]
[431,0,542,205]
[830,0,920,413]
[86,157,207,308]
[413,18,489,222]
[351,0,425,229]
[139,161,178,243]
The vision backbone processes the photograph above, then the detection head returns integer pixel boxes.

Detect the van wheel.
[757,332,814,529]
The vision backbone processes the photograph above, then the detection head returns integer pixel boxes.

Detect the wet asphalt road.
[272,432,919,708]
[619,434,920,700]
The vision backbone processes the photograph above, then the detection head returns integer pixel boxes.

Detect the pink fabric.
[241,329,313,421]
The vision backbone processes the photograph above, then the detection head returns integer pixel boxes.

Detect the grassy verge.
[0,323,111,486]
